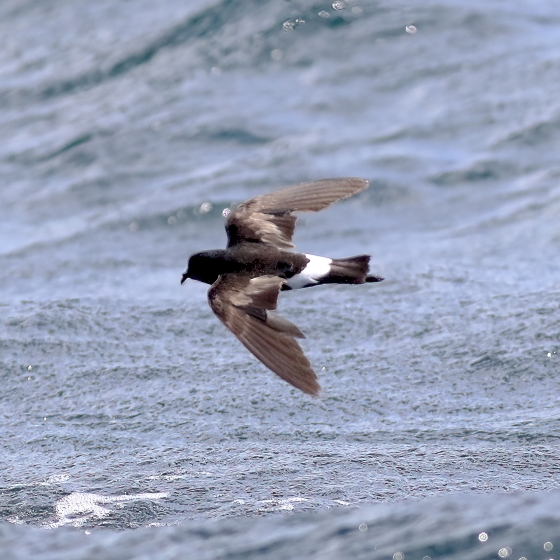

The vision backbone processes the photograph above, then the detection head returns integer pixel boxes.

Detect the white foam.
[260,497,309,511]
[44,491,168,529]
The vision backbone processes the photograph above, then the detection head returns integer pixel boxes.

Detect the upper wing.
[225,177,369,249]
[208,274,320,396]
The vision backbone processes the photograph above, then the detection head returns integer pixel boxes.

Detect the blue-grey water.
[1,0,560,558]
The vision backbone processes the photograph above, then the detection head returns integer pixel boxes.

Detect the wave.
[1,489,559,559]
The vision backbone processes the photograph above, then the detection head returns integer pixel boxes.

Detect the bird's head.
[181,252,219,285]
[180,267,190,285]
[180,256,195,284]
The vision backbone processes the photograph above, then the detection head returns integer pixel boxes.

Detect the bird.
[181,178,383,396]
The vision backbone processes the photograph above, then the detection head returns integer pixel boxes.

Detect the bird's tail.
[322,255,384,285]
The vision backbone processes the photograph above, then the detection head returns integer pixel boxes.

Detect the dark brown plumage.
[208,274,318,395]
[225,178,369,249]
[181,178,383,396]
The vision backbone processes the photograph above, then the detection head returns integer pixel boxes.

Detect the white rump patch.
[286,254,332,289]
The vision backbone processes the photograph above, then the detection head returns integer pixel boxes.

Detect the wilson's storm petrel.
[181,178,383,396]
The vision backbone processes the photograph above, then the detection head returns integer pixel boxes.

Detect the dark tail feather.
[322,255,383,285]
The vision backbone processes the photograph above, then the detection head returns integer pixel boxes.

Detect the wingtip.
[309,386,321,398]
[338,177,370,198]
[348,177,369,191]
[301,376,321,397]
[299,385,321,398]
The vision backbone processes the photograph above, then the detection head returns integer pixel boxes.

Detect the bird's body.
[181,245,308,287]
[181,178,383,396]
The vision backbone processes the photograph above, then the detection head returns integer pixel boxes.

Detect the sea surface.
[1,0,559,558]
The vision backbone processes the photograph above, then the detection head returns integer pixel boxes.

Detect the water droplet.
[283,18,305,31]
[393,552,405,560]
[27,376,32,381]
[84,530,91,535]
[547,352,552,357]
[210,66,222,76]
[222,208,231,217]
[27,365,33,371]
[199,202,213,214]
[332,1,345,10]
[43,417,47,421]
[271,49,283,61]
[498,547,511,558]
[479,532,488,542]
[167,216,177,225]
[544,542,554,552]
[405,24,417,34]
[358,522,368,532]
[318,10,329,18]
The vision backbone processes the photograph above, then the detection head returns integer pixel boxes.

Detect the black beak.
[180,271,189,285]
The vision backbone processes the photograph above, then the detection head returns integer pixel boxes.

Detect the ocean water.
[1,0,559,558]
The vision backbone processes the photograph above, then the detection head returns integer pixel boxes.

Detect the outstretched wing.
[208,274,320,396]
[225,178,369,249]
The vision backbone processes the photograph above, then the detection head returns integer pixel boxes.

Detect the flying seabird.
[181,178,383,396]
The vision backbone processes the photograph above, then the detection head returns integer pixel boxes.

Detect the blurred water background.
[1,0,560,558]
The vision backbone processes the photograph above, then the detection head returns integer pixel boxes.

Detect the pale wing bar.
[226,178,369,249]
